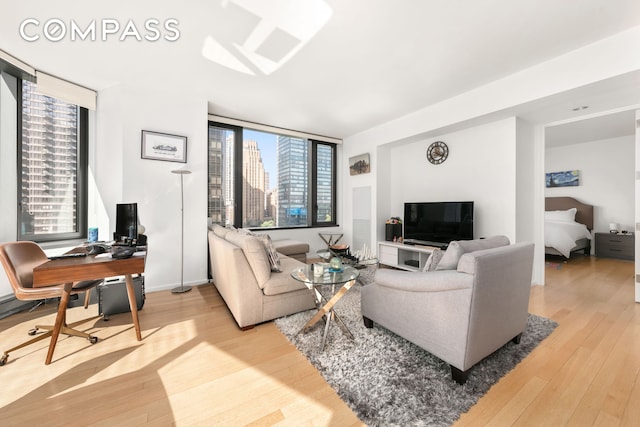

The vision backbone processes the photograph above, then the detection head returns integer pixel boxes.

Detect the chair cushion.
[436,235,510,270]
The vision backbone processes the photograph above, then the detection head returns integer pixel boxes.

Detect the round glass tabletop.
[291,265,359,285]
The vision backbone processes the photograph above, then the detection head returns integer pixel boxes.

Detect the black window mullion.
[233,126,243,227]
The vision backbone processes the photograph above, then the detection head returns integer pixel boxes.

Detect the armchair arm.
[374,269,473,293]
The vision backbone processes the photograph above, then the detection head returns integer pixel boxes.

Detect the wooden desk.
[33,252,146,364]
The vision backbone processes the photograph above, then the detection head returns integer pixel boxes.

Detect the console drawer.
[378,244,398,266]
[595,233,634,261]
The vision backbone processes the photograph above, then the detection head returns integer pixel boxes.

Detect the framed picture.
[141,130,187,163]
[546,170,580,187]
[349,153,370,175]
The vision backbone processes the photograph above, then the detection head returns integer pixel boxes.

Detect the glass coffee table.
[316,250,378,285]
[291,265,359,350]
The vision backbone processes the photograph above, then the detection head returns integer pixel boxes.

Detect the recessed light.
[572,106,589,111]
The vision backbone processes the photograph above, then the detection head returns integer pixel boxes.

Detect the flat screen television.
[115,203,138,242]
[403,201,474,247]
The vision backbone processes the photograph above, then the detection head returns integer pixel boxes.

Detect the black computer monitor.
[115,203,138,242]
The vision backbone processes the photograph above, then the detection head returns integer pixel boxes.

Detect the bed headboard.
[545,197,594,230]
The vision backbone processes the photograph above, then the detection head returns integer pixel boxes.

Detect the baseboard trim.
[0,295,33,320]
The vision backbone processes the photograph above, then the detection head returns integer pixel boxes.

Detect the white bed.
[545,197,594,258]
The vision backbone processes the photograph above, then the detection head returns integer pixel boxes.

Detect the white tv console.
[378,241,436,271]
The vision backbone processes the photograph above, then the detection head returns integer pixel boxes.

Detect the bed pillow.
[545,208,577,222]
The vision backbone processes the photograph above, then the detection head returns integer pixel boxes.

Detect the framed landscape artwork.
[141,130,187,163]
[349,153,370,175]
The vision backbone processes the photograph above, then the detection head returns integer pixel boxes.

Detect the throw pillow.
[422,248,444,271]
[435,242,465,270]
[257,233,282,272]
[435,235,510,270]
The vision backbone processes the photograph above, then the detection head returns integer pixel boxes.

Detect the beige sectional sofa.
[208,225,315,329]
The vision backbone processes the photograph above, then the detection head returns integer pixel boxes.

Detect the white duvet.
[545,220,592,258]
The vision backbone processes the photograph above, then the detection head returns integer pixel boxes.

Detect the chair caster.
[28,328,38,336]
[89,336,98,344]
[0,354,8,366]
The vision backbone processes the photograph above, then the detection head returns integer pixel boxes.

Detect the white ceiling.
[546,109,637,148]
[1,0,640,139]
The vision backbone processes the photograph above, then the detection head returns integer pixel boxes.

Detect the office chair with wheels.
[0,241,102,366]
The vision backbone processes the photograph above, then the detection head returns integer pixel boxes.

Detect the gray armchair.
[361,240,534,384]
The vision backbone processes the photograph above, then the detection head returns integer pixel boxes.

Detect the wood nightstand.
[595,232,634,261]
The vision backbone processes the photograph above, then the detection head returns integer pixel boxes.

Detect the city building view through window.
[208,123,335,229]
[19,80,85,241]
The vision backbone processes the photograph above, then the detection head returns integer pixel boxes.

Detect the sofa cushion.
[238,229,282,272]
[262,256,309,296]
[211,224,231,239]
[272,239,310,256]
[436,235,510,270]
[456,242,523,275]
[257,233,282,272]
[224,231,272,288]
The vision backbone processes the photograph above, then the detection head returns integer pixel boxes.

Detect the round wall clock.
[426,141,448,165]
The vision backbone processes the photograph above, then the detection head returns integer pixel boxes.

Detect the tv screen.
[115,203,138,241]
[403,201,474,247]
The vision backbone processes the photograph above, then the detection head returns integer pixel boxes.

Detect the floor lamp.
[171,169,192,294]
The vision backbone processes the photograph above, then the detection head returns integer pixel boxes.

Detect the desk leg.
[125,274,142,341]
[45,282,72,365]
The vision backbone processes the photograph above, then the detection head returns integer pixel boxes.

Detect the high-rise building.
[207,126,225,225]
[316,144,333,222]
[242,140,266,227]
[20,81,78,235]
[277,136,307,226]
[207,126,236,226]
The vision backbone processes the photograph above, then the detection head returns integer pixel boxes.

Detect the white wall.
[343,27,640,285]
[94,84,209,292]
[635,109,640,302]
[545,135,635,234]
[384,118,518,241]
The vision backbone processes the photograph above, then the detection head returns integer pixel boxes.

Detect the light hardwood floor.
[0,256,637,426]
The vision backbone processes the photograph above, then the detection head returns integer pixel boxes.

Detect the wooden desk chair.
[0,241,102,366]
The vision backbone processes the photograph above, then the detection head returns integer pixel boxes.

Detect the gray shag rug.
[275,284,557,426]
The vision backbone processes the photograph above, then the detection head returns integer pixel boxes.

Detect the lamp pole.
[171,169,192,294]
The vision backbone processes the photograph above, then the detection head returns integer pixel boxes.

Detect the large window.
[18,80,88,242]
[208,121,337,229]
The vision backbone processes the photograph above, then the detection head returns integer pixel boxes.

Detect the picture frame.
[546,170,580,188]
[349,153,370,175]
[141,130,187,163]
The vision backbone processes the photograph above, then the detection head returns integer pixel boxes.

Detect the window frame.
[208,120,338,230]
[311,139,337,227]
[17,80,89,243]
